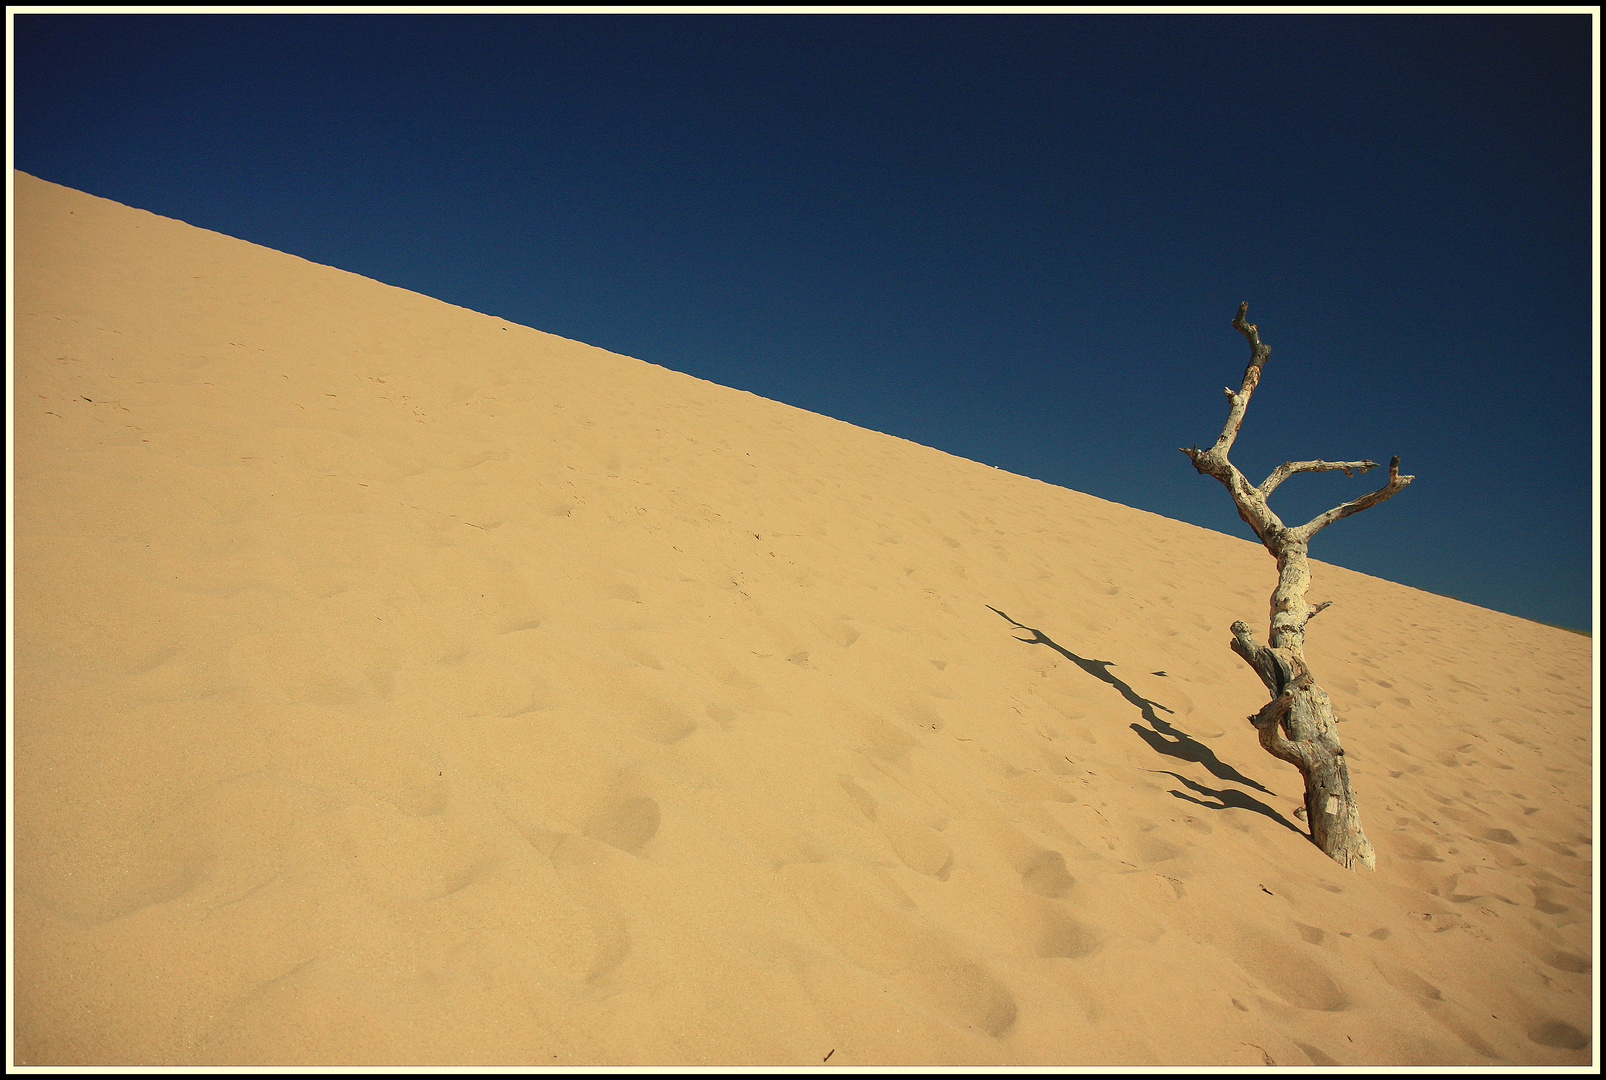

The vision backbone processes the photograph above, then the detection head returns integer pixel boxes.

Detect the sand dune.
[10,169,1595,1067]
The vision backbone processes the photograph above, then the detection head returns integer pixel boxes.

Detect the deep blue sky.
[11,13,1596,633]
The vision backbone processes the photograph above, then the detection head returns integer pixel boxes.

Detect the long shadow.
[987,605,1273,795]
[1150,770,1307,837]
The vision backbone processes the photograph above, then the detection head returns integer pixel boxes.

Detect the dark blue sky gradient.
[12,13,1595,632]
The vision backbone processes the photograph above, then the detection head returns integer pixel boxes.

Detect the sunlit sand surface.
[12,170,1594,1066]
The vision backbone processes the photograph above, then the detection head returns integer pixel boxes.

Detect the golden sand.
[11,170,1595,1066]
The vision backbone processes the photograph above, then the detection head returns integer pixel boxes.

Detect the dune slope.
[11,170,1595,1066]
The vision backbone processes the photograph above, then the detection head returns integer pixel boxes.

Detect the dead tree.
[1181,303,1412,870]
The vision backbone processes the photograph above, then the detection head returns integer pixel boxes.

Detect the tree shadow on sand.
[987,606,1274,795]
[1149,770,1306,836]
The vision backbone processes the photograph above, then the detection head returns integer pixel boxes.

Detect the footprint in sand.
[1032,903,1101,959]
[995,881,1101,960]
[582,795,661,855]
[501,811,635,986]
[544,832,634,984]
[630,702,698,745]
[1381,831,1443,862]
[999,765,1077,804]
[1131,830,1183,864]
[1527,1020,1589,1051]
[23,771,342,926]
[340,798,498,904]
[1291,921,1325,946]
[814,618,861,648]
[1016,847,1076,899]
[704,702,740,729]
[1372,957,1444,1000]
[400,653,552,720]
[1538,948,1590,974]
[838,778,953,879]
[779,861,1018,1038]
[1212,921,1348,1012]
[1530,885,1569,915]
[967,820,1083,906]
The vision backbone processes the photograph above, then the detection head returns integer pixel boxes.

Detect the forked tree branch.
[1260,459,1380,497]
[1180,304,1413,551]
[1290,456,1414,540]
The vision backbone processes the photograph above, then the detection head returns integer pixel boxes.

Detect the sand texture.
[11,170,1596,1067]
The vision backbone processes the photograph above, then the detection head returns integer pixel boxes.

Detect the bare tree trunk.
[1181,304,1413,871]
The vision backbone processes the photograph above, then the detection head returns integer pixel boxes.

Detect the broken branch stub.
[1182,304,1414,871]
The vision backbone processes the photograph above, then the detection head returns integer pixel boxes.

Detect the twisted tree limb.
[1181,304,1413,870]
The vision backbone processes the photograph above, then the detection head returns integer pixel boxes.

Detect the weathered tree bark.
[1181,303,1413,870]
